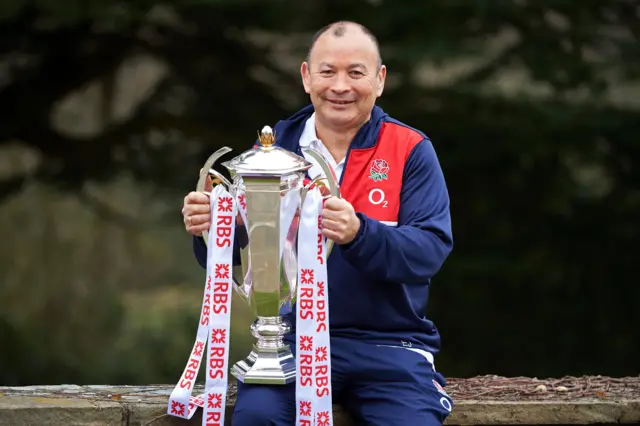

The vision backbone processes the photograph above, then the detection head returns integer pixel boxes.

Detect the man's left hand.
[321,197,361,244]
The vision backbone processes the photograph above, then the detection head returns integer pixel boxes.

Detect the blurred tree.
[2,0,637,197]
[0,0,638,384]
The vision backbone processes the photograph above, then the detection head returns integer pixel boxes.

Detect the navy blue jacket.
[193,104,453,354]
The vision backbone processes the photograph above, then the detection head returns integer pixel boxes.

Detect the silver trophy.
[196,126,340,385]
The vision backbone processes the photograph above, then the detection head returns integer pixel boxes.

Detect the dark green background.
[0,0,637,385]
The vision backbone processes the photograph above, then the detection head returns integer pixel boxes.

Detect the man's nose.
[330,73,350,93]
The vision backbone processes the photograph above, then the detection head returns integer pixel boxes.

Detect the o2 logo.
[368,189,387,208]
[440,397,452,412]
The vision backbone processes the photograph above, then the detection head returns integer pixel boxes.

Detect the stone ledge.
[0,376,638,426]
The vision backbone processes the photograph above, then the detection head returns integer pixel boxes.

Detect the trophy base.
[231,343,296,385]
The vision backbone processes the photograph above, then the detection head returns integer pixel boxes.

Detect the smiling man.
[182,21,454,426]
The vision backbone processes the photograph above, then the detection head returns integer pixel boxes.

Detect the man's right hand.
[182,191,211,236]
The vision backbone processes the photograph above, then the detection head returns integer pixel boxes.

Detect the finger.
[187,227,203,237]
[321,228,343,244]
[188,222,211,234]
[321,208,342,222]
[185,213,211,226]
[322,218,345,233]
[185,191,210,205]
[322,196,343,210]
[183,203,211,216]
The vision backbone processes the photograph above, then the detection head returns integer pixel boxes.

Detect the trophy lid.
[222,126,312,176]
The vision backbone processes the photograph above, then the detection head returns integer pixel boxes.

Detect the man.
[182,21,454,426]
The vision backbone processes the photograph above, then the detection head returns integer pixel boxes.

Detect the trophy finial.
[258,125,275,147]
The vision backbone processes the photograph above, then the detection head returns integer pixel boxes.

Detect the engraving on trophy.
[195,125,341,385]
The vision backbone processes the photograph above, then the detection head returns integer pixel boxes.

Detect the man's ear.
[376,64,387,97]
[301,62,311,94]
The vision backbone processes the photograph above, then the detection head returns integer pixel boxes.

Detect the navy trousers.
[231,336,453,426]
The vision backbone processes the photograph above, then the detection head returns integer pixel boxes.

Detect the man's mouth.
[328,100,354,105]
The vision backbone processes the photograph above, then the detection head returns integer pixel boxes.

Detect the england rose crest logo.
[369,159,389,182]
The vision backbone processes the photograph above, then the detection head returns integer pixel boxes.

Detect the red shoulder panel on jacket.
[340,121,425,226]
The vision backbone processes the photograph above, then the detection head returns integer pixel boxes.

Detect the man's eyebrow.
[316,62,368,70]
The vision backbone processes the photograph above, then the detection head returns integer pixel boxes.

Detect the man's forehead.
[310,30,379,64]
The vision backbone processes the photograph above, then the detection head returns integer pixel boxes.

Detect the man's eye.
[320,70,334,76]
[349,71,364,77]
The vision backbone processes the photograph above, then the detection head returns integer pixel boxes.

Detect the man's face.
[301,28,386,131]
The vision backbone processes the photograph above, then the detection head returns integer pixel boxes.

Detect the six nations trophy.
[167,126,340,426]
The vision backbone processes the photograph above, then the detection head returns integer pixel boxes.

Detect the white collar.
[299,113,319,148]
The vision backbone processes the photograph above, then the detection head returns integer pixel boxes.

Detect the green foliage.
[0,181,257,385]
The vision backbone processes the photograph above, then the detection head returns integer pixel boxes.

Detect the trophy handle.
[300,147,341,256]
[301,148,340,198]
[196,147,234,245]
[196,146,233,257]
[196,147,251,304]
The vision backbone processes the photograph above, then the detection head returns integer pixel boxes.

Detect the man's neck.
[314,117,367,164]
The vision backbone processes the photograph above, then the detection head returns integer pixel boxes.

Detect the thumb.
[323,196,343,210]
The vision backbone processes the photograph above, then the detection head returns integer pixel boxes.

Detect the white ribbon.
[202,180,237,426]
[167,184,236,425]
[168,185,333,426]
[296,187,333,426]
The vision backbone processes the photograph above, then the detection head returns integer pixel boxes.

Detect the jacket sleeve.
[339,138,453,283]
[193,236,207,269]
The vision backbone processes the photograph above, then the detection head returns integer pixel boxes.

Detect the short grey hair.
[305,21,383,71]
